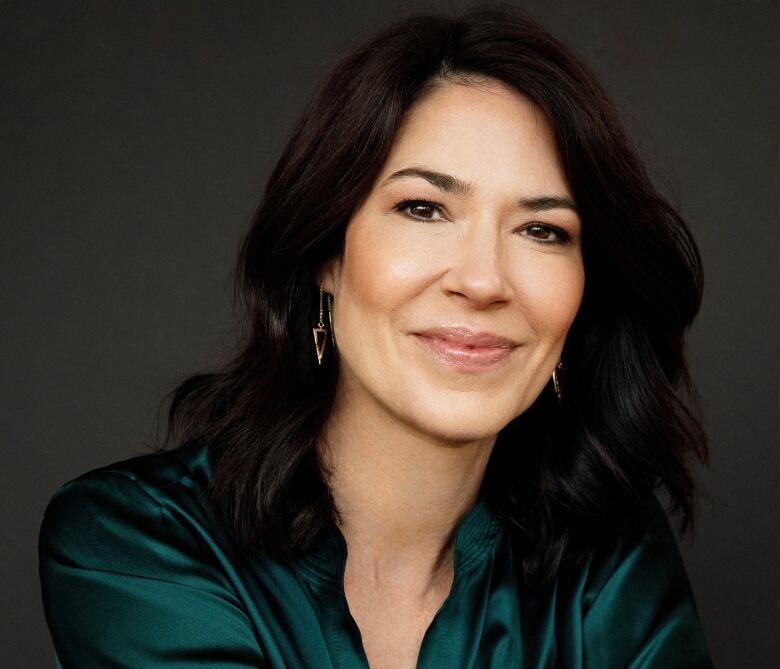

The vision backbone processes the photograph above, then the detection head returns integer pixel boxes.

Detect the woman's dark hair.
[158,3,709,585]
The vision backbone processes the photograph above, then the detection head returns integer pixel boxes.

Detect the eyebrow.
[381,166,579,213]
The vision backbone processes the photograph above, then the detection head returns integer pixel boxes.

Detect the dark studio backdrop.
[2,1,778,667]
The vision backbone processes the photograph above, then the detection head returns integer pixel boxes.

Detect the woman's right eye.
[393,199,446,222]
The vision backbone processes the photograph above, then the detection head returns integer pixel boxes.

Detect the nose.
[439,220,513,308]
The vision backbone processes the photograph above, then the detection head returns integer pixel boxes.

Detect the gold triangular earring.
[551,359,565,403]
[312,282,329,365]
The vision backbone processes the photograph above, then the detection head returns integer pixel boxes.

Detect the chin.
[406,402,512,445]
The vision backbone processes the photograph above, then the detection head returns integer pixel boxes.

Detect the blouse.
[38,438,714,668]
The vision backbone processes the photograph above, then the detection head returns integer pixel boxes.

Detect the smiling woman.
[39,5,713,669]
[318,81,585,448]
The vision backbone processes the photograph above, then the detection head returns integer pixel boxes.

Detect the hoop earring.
[551,359,565,403]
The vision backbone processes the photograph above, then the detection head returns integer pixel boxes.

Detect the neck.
[317,385,496,583]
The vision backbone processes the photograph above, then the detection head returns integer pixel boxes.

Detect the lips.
[412,335,514,371]
[414,327,518,348]
[411,327,519,372]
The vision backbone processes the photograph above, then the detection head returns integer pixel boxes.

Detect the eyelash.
[392,198,572,246]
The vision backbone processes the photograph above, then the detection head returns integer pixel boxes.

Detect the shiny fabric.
[39,440,713,668]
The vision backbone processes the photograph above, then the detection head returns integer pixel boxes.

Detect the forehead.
[378,79,568,196]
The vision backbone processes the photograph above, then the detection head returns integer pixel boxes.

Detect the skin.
[316,77,585,668]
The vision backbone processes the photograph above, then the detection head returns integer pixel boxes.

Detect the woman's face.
[320,78,584,443]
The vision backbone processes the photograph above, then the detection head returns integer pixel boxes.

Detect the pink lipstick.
[412,327,519,372]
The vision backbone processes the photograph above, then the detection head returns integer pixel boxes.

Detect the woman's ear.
[315,256,341,295]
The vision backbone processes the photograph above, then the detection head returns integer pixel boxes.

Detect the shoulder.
[574,493,712,667]
[38,441,269,666]
[43,438,210,510]
[39,440,215,572]
[583,493,691,607]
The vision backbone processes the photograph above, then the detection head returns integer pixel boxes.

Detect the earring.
[551,359,565,403]
[313,283,335,364]
[327,291,335,351]
[312,282,329,365]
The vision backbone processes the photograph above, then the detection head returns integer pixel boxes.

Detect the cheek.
[341,218,437,314]
[513,255,585,337]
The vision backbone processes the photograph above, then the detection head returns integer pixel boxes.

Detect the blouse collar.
[292,482,503,586]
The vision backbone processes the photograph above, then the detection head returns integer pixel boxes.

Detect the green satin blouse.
[39,440,713,668]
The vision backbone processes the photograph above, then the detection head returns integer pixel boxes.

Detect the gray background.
[2,1,778,667]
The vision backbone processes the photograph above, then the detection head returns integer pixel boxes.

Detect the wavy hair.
[158,4,709,585]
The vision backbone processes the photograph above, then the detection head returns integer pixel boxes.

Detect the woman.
[39,6,713,668]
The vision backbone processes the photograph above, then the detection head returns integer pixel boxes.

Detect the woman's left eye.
[519,223,571,245]
[394,199,446,222]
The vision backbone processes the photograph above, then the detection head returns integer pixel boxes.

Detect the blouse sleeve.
[581,494,714,668]
[38,471,266,669]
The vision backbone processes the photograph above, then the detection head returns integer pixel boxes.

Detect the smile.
[411,334,517,372]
